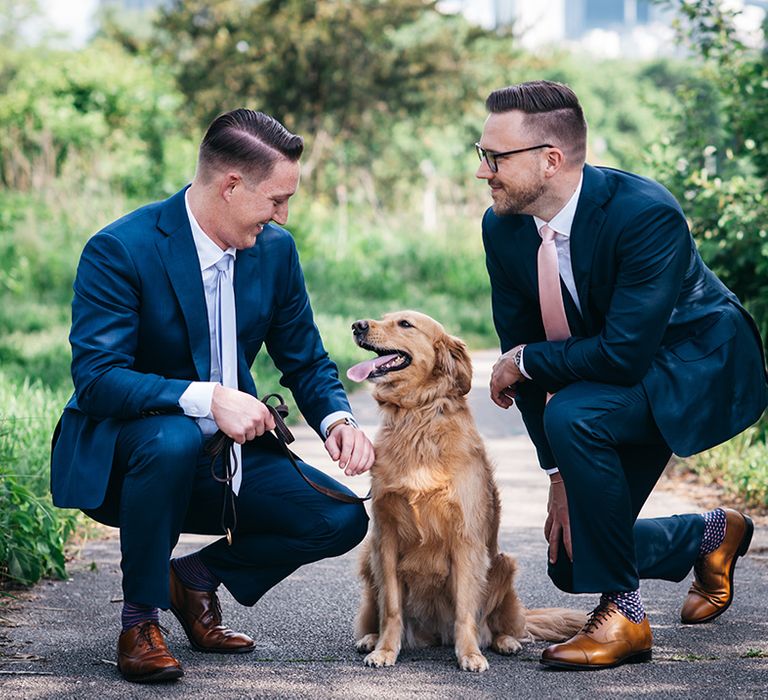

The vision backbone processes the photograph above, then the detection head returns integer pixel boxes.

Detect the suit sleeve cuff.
[517,346,532,380]
[320,410,358,439]
[178,381,217,418]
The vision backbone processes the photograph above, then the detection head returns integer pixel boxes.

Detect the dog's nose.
[352,320,369,336]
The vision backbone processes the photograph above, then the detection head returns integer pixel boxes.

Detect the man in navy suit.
[477,81,767,670]
[51,110,373,682]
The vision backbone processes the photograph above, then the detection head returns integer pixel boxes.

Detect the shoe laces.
[137,621,170,650]
[582,601,615,634]
[201,590,223,627]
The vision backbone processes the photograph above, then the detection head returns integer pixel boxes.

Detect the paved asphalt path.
[2,351,767,698]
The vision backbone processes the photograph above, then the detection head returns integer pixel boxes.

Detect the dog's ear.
[434,333,473,396]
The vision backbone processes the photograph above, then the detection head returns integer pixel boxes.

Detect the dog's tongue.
[346,354,399,382]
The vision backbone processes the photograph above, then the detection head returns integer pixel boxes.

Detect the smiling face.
[475,111,549,217]
[223,157,300,249]
[198,157,300,251]
[348,311,472,407]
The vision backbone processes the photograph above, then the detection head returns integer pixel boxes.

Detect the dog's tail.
[523,607,586,642]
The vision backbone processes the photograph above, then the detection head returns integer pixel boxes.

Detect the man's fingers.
[326,435,341,460]
[563,521,573,561]
[548,523,561,564]
[338,434,354,470]
[490,390,513,409]
[342,435,363,475]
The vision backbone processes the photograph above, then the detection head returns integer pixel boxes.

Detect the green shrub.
[687,427,768,510]
[0,374,77,587]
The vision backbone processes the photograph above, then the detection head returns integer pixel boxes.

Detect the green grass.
[0,374,78,587]
[685,424,768,511]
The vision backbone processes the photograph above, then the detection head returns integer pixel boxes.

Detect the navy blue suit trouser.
[84,415,368,609]
[543,381,704,594]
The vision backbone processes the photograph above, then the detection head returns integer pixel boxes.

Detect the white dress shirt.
[177,191,356,439]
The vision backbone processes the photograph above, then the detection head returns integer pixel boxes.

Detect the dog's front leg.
[452,547,489,672]
[364,530,403,668]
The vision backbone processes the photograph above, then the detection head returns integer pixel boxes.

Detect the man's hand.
[325,424,375,476]
[544,475,573,564]
[211,385,276,443]
[490,344,526,409]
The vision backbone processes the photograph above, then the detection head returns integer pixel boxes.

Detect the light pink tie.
[537,224,570,342]
[538,224,570,404]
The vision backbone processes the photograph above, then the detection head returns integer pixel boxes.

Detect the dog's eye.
[398,319,413,328]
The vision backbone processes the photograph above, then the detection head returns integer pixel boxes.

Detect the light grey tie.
[213,254,242,494]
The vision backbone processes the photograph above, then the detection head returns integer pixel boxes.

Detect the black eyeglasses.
[474,142,553,173]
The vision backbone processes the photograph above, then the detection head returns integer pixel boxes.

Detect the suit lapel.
[155,187,211,381]
[233,245,261,394]
[569,165,610,333]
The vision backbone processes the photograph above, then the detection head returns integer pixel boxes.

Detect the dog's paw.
[459,652,490,673]
[364,648,398,668]
[355,634,379,653]
[491,634,523,655]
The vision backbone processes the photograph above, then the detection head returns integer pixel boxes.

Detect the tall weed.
[687,426,768,510]
[0,374,78,587]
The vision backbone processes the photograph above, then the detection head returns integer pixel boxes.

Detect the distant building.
[441,0,766,58]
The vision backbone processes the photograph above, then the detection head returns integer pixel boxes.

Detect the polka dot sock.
[172,552,220,592]
[699,508,727,556]
[121,602,159,632]
[602,591,645,624]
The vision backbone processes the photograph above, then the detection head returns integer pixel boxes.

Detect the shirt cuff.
[320,410,358,438]
[517,346,532,380]
[178,381,218,418]
[544,467,560,476]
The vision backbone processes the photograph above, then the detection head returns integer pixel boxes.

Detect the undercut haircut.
[486,81,587,165]
[198,109,304,184]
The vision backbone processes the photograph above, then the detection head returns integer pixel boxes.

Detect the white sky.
[40,0,99,46]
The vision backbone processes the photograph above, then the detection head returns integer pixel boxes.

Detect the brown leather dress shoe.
[117,621,183,683]
[169,564,256,653]
[681,508,754,624]
[540,602,652,671]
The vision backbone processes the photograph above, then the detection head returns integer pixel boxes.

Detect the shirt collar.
[184,189,236,271]
[533,173,584,239]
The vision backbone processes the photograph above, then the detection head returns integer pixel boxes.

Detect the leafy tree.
[0,41,183,196]
[651,0,768,342]
[155,0,483,131]
[151,0,486,195]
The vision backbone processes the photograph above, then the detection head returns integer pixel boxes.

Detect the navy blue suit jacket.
[51,187,351,509]
[483,165,767,467]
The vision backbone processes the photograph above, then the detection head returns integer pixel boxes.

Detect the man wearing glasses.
[477,80,767,670]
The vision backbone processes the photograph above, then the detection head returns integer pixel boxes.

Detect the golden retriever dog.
[346,311,585,672]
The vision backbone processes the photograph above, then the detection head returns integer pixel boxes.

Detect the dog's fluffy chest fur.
[369,404,496,581]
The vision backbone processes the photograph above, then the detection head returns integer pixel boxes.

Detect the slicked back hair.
[198,109,304,184]
[486,81,587,165]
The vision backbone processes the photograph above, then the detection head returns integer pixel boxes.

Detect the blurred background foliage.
[1,0,767,587]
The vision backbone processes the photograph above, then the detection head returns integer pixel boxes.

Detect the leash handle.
[206,393,370,543]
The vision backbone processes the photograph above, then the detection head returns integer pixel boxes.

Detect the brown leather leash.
[206,393,370,545]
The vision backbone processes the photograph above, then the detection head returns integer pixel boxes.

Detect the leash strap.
[206,393,370,545]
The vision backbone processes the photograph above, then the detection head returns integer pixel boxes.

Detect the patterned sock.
[602,591,645,623]
[699,508,727,556]
[172,552,220,592]
[121,602,159,632]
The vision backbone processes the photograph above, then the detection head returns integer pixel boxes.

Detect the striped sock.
[171,552,219,592]
[699,508,727,556]
[602,591,645,623]
[121,602,159,632]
